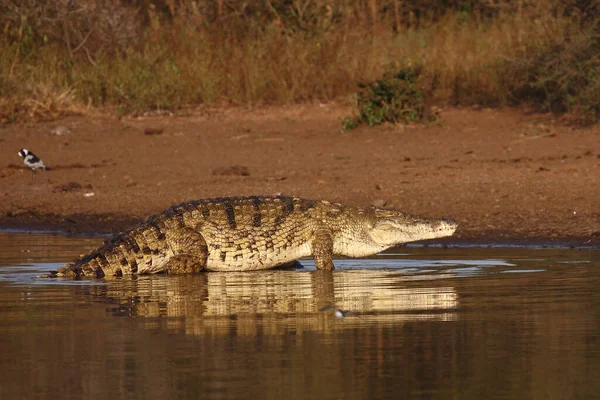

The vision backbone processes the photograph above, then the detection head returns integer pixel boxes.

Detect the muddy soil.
[1,105,598,246]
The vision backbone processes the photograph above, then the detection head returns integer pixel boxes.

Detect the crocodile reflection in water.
[85,269,458,336]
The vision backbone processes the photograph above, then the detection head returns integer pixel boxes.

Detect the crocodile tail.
[60,221,173,278]
[55,205,187,279]
[56,233,135,278]
[59,252,107,278]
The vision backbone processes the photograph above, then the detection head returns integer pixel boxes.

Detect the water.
[0,232,599,400]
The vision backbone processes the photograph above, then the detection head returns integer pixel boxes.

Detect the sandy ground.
[1,105,598,246]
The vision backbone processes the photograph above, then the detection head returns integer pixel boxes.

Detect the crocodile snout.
[441,217,458,229]
[429,217,458,236]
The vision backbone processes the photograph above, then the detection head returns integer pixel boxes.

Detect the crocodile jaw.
[368,213,458,248]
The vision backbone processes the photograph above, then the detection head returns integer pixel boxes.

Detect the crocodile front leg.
[312,229,334,270]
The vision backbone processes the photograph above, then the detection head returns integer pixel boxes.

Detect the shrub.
[1,1,599,122]
[506,26,600,122]
[344,65,436,130]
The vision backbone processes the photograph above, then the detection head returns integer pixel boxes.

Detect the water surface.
[1,232,599,399]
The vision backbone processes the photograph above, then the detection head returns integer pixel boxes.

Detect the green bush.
[344,65,436,130]
[507,25,600,122]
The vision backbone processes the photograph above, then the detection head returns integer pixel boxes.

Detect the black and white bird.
[320,305,354,319]
[17,148,49,183]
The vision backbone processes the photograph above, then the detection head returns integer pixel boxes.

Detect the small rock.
[50,126,72,135]
[7,209,27,217]
[537,166,550,172]
[83,192,95,197]
[53,182,82,193]
[144,127,164,136]
[372,199,387,208]
[375,183,383,191]
[265,176,287,181]
[0,167,17,178]
[212,165,250,176]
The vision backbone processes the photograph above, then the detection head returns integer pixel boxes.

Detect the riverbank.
[1,105,598,246]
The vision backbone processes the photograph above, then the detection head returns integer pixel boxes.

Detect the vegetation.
[344,65,436,129]
[0,1,599,122]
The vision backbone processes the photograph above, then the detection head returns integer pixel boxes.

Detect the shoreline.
[1,105,598,248]
[1,213,597,248]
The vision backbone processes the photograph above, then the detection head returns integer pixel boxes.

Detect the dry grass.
[0,0,598,122]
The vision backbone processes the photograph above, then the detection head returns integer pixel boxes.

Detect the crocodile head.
[333,208,458,258]
[368,209,458,246]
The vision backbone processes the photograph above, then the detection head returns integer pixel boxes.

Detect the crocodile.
[53,196,458,278]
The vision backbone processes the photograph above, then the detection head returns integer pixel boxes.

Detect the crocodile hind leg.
[312,229,334,270]
[144,226,208,274]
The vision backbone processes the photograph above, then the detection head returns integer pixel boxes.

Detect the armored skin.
[55,196,458,278]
